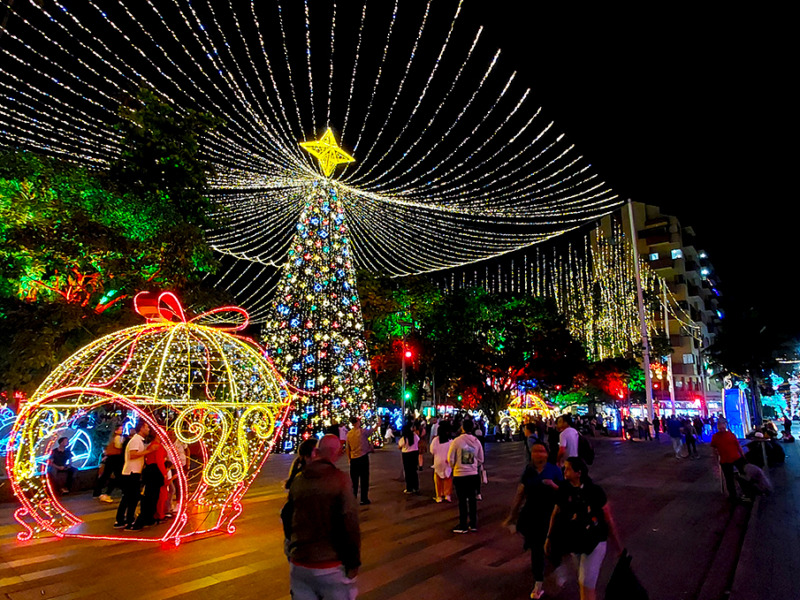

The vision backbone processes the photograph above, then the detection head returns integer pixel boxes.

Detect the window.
[649,252,659,261]
[682,354,695,364]
[671,248,683,259]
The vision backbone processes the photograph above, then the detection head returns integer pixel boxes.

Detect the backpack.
[578,433,595,465]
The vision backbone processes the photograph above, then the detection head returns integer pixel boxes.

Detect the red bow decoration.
[133,291,249,332]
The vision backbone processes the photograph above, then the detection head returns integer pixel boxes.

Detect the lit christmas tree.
[265,130,375,451]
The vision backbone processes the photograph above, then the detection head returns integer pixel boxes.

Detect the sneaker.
[61,488,70,494]
[476,494,483,501]
[99,494,114,503]
[468,526,478,532]
[444,495,452,502]
[113,522,126,529]
[531,585,544,600]
[124,524,135,530]
[434,497,442,503]
[403,489,414,494]
[129,524,144,531]
[452,527,469,534]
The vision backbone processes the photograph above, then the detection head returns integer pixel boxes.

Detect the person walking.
[641,417,652,441]
[430,421,453,502]
[684,419,699,460]
[93,425,125,502]
[545,457,619,600]
[711,418,748,502]
[556,414,579,468]
[398,423,420,494]
[504,442,563,599]
[345,416,373,505]
[652,415,661,441]
[666,415,684,459]
[114,421,154,529]
[282,434,361,600]
[447,419,484,533]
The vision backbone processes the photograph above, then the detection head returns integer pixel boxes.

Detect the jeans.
[93,454,124,496]
[49,466,76,491]
[720,458,748,499]
[453,474,479,529]
[686,437,698,457]
[401,451,419,492]
[134,463,165,527]
[116,472,141,525]
[670,436,683,457]
[349,454,370,502]
[289,563,357,600]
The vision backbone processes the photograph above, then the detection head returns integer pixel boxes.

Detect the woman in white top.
[398,423,420,494]
[430,421,453,502]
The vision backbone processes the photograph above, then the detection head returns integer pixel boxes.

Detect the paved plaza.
[1,433,795,600]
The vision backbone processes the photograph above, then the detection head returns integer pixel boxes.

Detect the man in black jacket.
[282,434,361,600]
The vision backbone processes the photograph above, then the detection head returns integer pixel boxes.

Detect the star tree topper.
[300,128,355,177]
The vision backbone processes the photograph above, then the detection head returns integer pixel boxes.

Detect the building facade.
[599,202,723,416]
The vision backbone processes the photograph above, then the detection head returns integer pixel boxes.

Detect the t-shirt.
[173,440,188,466]
[398,433,420,453]
[430,437,452,479]
[520,462,563,514]
[555,480,609,553]
[711,430,744,464]
[559,427,579,459]
[123,434,146,475]
[50,447,72,468]
[666,418,683,438]
[346,426,373,460]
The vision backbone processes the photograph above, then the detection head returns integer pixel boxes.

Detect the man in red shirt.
[710,418,747,501]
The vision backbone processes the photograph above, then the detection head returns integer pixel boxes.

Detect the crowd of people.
[48,415,190,533]
[281,411,615,600]
[47,404,788,599]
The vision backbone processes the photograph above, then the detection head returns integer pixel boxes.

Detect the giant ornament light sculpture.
[6,292,291,544]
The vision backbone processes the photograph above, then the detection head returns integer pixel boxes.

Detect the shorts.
[575,540,607,589]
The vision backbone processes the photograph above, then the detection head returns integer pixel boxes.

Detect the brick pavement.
[1,433,748,600]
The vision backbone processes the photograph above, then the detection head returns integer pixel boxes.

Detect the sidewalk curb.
[727,494,762,600]
[695,499,754,600]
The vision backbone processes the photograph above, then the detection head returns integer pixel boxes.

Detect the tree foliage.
[0,87,229,394]
[359,277,588,420]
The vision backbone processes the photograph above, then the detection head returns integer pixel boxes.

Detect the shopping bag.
[605,549,648,600]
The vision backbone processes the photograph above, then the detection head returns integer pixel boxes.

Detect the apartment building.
[599,202,723,415]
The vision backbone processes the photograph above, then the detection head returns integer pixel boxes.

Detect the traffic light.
[404,349,413,359]
[404,391,412,400]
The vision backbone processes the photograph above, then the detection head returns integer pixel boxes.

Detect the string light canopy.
[0,0,623,322]
[6,292,292,544]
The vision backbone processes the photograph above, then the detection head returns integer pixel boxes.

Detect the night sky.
[1,2,793,335]
[472,3,796,336]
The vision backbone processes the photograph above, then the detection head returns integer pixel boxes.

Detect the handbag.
[606,549,649,600]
